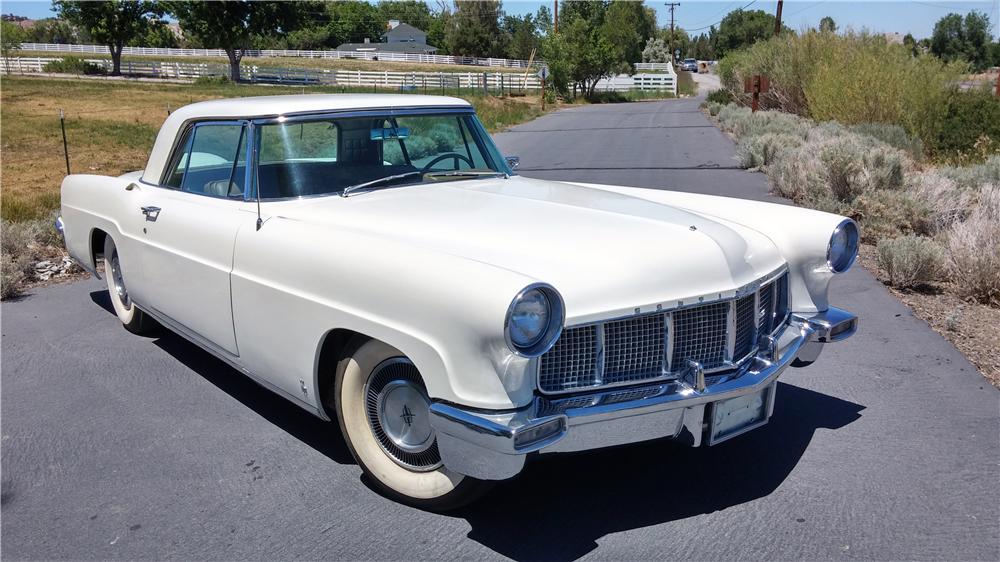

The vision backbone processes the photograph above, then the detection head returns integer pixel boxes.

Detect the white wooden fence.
[20,42,538,69]
[0,56,544,92]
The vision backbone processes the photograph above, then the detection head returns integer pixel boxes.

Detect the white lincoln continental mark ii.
[59,94,859,509]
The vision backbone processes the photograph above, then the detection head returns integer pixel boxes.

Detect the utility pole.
[774,0,783,36]
[554,0,558,33]
[666,2,680,62]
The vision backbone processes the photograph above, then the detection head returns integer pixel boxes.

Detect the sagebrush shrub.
[877,235,945,289]
[736,132,803,169]
[907,172,977,233]
[945,187,1000,306]
[850,189,931,243]
[850,122,924,161]
[939,155,1000,190]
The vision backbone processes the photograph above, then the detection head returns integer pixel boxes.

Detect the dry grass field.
[0,75,544,222]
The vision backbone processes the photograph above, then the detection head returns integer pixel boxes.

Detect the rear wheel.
[103,236,156,335]
[332,338,493,510]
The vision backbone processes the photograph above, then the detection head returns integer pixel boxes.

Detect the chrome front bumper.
[429,307,857,481]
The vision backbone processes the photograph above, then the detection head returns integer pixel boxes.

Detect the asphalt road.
[3,96,998,561]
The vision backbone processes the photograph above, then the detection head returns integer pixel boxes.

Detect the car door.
[135,121,253,357]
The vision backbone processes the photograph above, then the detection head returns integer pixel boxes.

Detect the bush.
[908,172,977,234]
[193,74,231,86]
[850,123,924,161]
[939,155,1000,190]
[705,88,734,105]
[736,132,803,169]
[877,235,945,289]
[43,56,104,75]
[933,89,1000,156]
[705,101,723,116]
[946,186,1000,306]
[717,31,965,151]
[826,137,907,201]
[850,189,931,243]
[0,214,65,299]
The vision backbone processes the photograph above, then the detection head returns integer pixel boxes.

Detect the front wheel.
[103,236,157,335]
[332,338,493,510]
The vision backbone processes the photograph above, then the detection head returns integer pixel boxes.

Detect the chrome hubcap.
[109,248,129,307]
[365,358,442,471]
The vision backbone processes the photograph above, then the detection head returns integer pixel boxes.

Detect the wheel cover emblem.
[400,405,415,427]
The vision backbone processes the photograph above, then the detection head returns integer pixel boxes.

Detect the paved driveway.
[2,97,997,561]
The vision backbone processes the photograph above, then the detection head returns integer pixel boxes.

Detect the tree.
[930,11,993,72]
[130,19,179,48]
[903,33,919,56]
[24,18,84,43]
[714,9,786,57]
[600,0,657,66]
[1,20,25,73]
[378,1,433,32]
[642,37,670,63]
[445,1,507,58]
[165,1,298,82]
[661,27,690,61]
[502,13,539,60]
[54,1,161,75]
[819,16,836,34]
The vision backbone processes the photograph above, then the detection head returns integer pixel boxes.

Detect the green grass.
[676,71,697,97]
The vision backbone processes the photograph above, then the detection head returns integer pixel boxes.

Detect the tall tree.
[600,0,657,66]
[502,13,539,60]
[446,1,506,58]
[819,16,837,33]
[54,1,161,75]
[378,1,433,32]
[1,20,25,73]
[165,1,298,82]
[930,11,993,72]
[714,9,785,57]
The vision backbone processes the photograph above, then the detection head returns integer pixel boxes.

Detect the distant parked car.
[681,58,698,72]
[59,94,859,510]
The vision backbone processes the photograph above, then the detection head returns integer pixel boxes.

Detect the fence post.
[59,109,71,175]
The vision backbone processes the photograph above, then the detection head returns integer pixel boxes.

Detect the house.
[382,21,426,45]
[336,21,438,55]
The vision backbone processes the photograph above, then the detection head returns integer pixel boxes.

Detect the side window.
[165,123,246,197]
[258,121,338,163]
[163,127,194,188]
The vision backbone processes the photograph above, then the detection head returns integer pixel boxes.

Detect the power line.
[681,0,758,32]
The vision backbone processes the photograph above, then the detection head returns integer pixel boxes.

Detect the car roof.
[142,94,473,184]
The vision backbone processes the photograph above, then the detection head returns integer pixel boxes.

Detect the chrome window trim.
[149,119,253,202]
[246,107,511,203]
[535,264,790,396]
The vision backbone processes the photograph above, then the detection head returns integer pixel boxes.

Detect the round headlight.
[505,284,564,357]
[827,219,860,273]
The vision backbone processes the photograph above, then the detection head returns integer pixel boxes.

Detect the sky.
[2,0,999,40]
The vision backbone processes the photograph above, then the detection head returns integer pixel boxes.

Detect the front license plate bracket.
[708,384,776,445]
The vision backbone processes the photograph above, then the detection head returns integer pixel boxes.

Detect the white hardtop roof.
[170,94,471,121]
[143,94,473,183]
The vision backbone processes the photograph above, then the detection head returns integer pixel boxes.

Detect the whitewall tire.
[333,338,492,510]
[103,236,156,335]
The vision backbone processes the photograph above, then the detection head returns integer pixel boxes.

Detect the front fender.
[231,215,543,413]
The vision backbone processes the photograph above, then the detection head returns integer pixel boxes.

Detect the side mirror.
[505,156,520,171]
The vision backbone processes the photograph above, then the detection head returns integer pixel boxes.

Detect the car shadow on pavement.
[455,382,864,562]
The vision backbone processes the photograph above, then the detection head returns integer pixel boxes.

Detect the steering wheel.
[420,153,474,173]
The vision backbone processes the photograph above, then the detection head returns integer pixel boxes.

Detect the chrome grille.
[538,324,598,392]
[603,314,665,385]
[733,293,757,361]
[758,281,774,333]
[538,270,789,395]
[670,302,729,370]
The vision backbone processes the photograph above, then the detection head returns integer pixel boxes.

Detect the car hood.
[275,176,785,323]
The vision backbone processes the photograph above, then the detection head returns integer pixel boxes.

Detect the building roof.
[383,23,425,37]
[142,94,470,182]
[336,42,437,54]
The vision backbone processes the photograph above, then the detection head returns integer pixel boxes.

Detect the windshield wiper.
[341,171,424,197]
[424,170,507,179]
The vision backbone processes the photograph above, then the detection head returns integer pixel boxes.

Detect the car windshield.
[252,111,509,199]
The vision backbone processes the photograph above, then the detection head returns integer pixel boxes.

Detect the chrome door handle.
[141,206,161,221]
